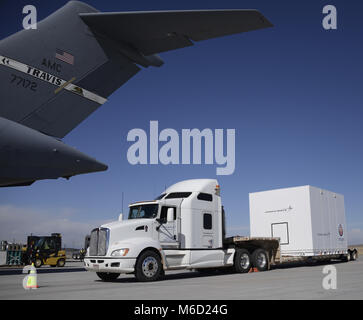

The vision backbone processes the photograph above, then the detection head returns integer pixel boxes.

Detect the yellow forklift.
[22,233,66,268]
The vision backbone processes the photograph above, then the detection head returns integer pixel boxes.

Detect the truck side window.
[203,213,212,230]
[160,206,176,223]
[165,192,192,199]
[197,193,213,202]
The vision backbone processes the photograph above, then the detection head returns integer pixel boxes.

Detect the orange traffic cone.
[248,267,259,273]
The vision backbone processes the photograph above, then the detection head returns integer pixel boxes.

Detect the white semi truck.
[84,179,358,282]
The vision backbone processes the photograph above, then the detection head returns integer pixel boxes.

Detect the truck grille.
[89,228,109,256]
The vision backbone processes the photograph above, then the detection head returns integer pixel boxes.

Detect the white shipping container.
[249,186,348,257]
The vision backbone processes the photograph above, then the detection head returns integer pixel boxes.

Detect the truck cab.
[84,179,234,281]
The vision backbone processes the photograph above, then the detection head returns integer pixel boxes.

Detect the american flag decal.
[55,49,74,65]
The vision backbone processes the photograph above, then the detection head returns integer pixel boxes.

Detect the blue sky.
[1,0,363,247]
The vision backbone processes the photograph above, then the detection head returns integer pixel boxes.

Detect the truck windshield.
[128,204,159,220]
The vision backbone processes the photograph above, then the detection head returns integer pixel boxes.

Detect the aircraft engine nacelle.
[0,117,108,187]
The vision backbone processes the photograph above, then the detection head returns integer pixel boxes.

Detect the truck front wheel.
[96,272,120,281]
[234,249,252,273]
[252,249,269,271]
[135,250,163,282]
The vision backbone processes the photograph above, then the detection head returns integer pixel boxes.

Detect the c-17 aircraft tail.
[0,0,272,187]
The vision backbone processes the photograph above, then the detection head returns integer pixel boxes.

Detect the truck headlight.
[111,248,129,257]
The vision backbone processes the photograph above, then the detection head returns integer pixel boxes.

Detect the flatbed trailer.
[224,236,357,269]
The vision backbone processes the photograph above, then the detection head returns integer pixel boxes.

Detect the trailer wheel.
[96,272,120,281]
[135,250,163,282]
[342,251,351,262]
[234,249,252,273]
[252,249,269,271]
[350,250,358,261]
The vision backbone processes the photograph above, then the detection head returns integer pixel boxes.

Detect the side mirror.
[167,208,174,223]
[118,213,123,221]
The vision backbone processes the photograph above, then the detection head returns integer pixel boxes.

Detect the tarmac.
[0,259,362,300]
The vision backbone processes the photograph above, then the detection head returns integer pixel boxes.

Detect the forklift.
[22,233,66,268]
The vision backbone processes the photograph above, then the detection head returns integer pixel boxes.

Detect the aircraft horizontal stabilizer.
[80,9,273,55]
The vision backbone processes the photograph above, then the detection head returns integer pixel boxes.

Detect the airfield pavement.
[0,258,362,300]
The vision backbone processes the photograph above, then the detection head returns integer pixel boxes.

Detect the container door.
[271,222,289,245]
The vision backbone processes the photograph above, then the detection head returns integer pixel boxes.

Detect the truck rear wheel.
[135,250,163,282]
[252,248,269,271]
[234,249,252,273]
[96,272,120,281]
